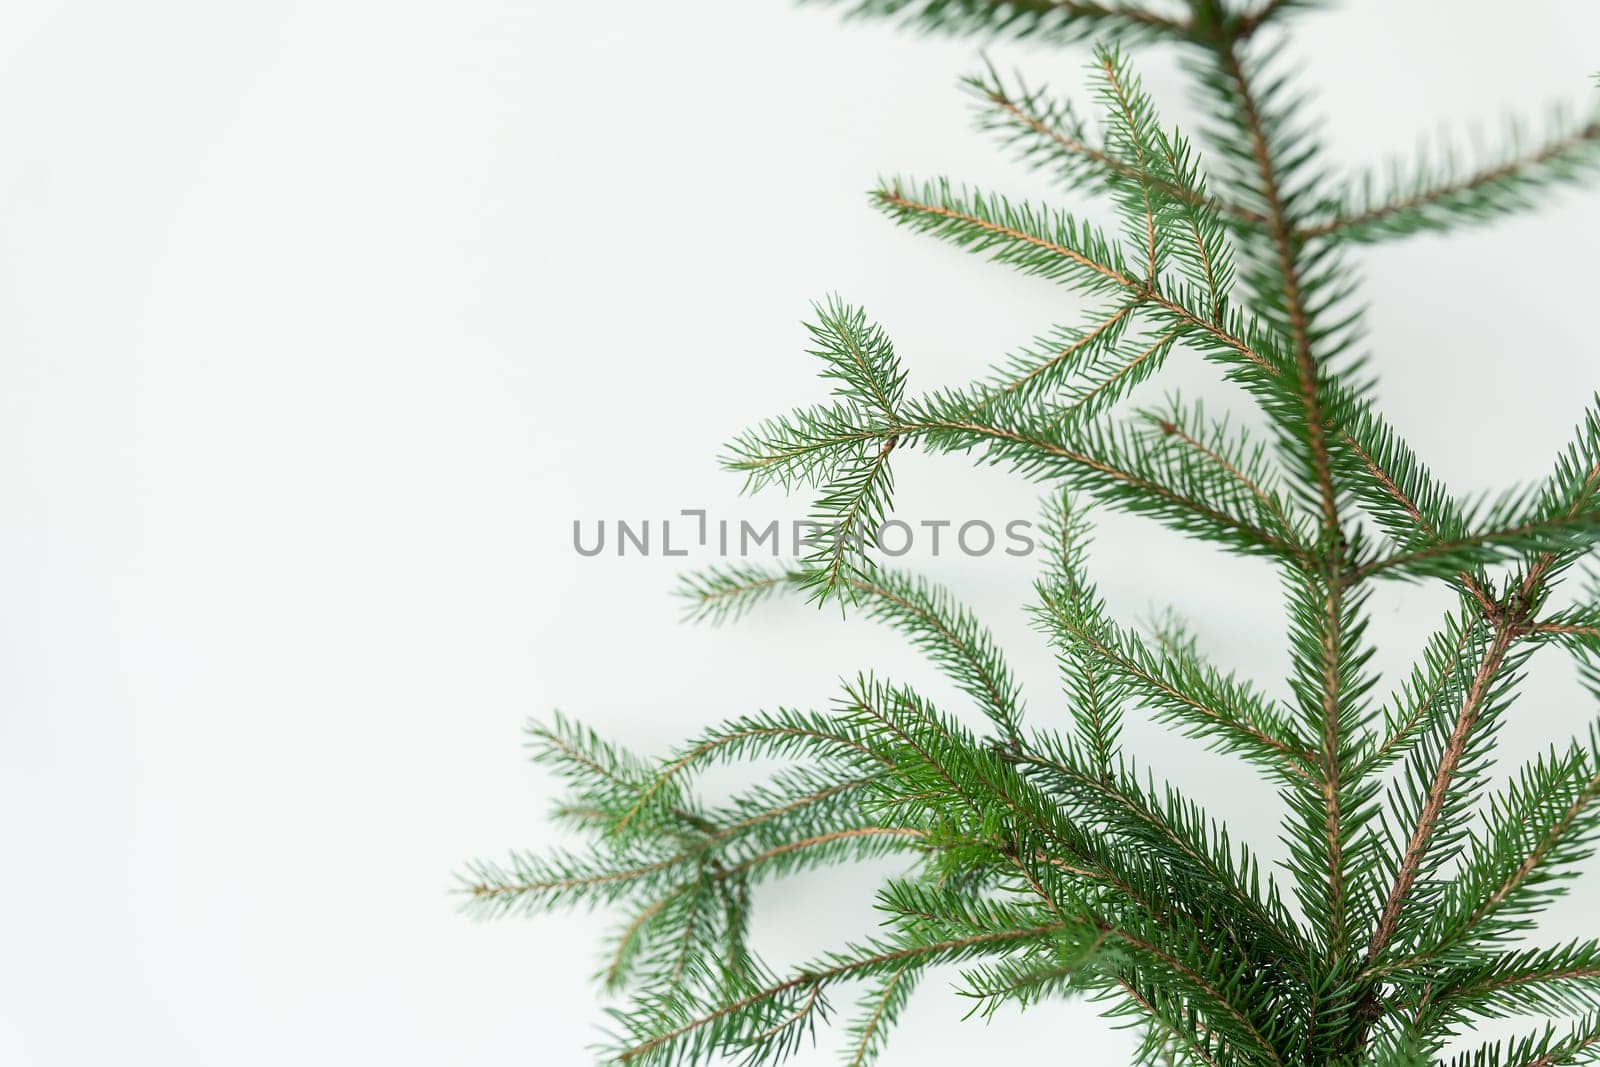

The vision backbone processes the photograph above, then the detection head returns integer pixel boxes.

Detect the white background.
[4,1,1600,1063]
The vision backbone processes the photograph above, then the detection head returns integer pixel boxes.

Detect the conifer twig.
[1212,37,1353,961]
[1366,624,1518,964]
[971,77,1267,227]
[470,12,1600,1062]
[1301,120,1600,242]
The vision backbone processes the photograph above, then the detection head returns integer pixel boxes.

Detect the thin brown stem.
[1038,592,1319,777]
[468,854,687,899]
[615,725,890,833]
[1366,469,1600,969]
[1530,621,1600,638]
[1339,431,1500,611]
[1117,978,1223,1067]
[983,0,1193,38]
[980,87,1266,227]
[1047,328,1180,427]
[910,414,1306,558]
[1446,964,1600,1005]
[616,924,1066,1063]
[1099,53,1160,278]
[1219,44,1338,540]
[1366,625,1518,963]
[1522,1029,1600,1067]
[1349,511,1600,584]
[1464,770,1600,930]
[721,826,925,877]
[843,576,1016,730]
[1218,37,1349,955]
[747,983,824,1044]
[1155,414,1294,536]
[816,434,896,593]
[707,777,881,841]
[1299,122,1600,241]
[1357,619,1476,776]
[845,966,911,1067]
[874,187,1143,290]
[874,184,1506,594]
[605,889,687,987]
[965,302,1138,418]
[873,185,1276,384]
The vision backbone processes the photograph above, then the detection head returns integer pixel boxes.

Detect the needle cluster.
[462,3,1600,1063]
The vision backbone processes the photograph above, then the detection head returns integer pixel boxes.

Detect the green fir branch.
[467,10,1600,1065]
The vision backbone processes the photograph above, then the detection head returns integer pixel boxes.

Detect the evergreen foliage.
[462,3,1600,1063]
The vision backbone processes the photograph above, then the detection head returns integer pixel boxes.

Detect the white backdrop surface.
[3,1,1600,1063]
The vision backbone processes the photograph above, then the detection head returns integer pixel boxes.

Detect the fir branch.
[727,388,1314,561]
[906,402,1314,561]
[611,923,1069,1065]
[1034,577,1318,781]
[1351,507,1600,585]
[807,295,908,423]
[799,431,898,604]
[1212,39,1339,538]
[1279,570,1379,961]
[1137,398,1303,543]
[1204,37,1361,968]
[1442,1015,1600,1067]
[1305,110,1600,243]
[807,0,1192,45]
[1151,124,1237,316]
[1044,327,1179,428]
[474,11,1600,1063]
[1425,741,1600,953]
[963,301,1139,419]
[676,561,791,625]
[872,177,1140,297]
[1333,404,1500,610]
[679,560,1029,745]
[1366,625,1523,965]
[842,964,920,1065]
[1429,941,1600,1024]
[1355,606,1486,777]
[964,64,1263,225]
[1011,743,1307,967]
[1096,45,1165,278]
[1034,494,1128,771]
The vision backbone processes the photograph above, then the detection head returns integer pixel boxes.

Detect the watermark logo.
[573,510,1037,559]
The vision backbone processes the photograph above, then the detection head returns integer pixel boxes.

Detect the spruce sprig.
[465,4,1600,1064]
